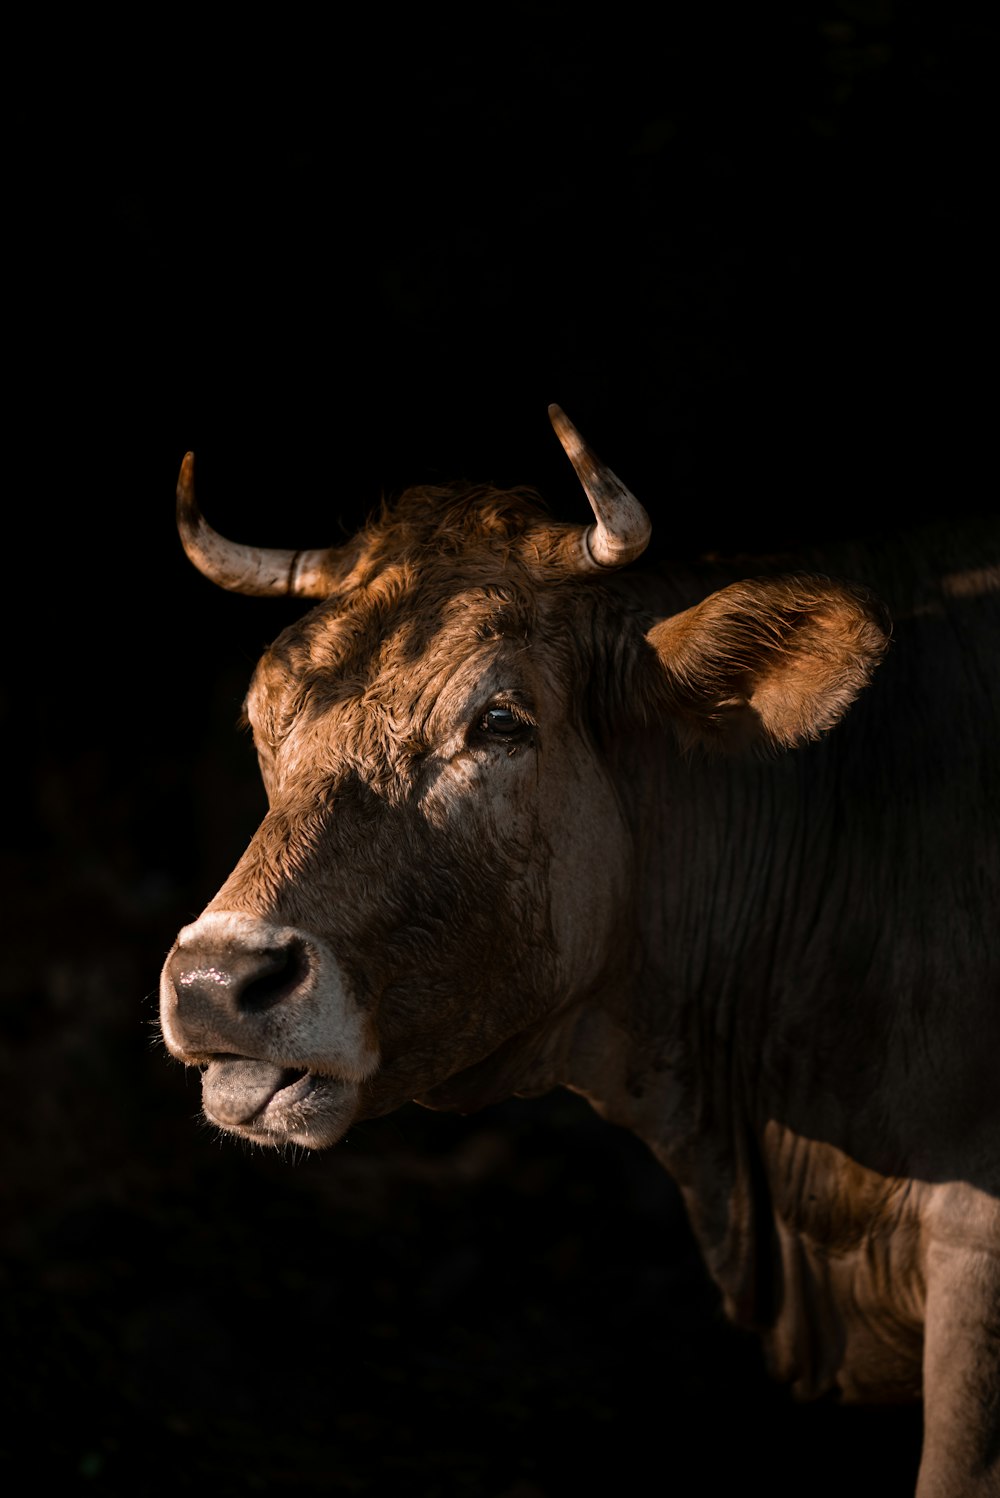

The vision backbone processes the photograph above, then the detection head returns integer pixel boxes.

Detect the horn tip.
[548,403,583,455]
[177,451,198,515]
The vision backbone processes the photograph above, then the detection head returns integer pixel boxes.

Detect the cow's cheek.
[538,732,630,994]
[353,753,557,1068]
[418,737,629,999]
[416,748,541,859]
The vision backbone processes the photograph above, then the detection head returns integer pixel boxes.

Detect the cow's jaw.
[159,910,379,1148]
[200,1057,361,1149]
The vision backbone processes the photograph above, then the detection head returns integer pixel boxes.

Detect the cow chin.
[200,1057,361,1149]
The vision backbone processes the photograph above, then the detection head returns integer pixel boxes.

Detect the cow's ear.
[643,575,891,753]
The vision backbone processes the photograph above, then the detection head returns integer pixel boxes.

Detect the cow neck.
[559,731,848,1326]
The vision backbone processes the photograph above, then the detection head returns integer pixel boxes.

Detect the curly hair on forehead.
[277,480,589,657]
[347,482,557,578]
[379,481,551,537]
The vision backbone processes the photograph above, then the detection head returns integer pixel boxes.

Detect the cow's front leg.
[918,1237,1000,1497]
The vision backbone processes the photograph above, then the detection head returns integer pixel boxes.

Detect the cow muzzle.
[159,910,379,1148]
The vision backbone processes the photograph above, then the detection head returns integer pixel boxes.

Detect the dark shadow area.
[5,7,993,1493]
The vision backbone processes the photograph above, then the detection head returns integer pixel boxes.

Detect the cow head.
[159,408,888,1148]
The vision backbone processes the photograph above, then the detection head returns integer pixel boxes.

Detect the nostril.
[167,935,312,1023]
[239,942,311,1013]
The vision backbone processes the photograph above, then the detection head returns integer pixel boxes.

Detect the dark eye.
[474,703,536,749]
[482,706,522,735]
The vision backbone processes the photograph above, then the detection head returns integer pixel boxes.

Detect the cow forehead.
[244,574,555,749]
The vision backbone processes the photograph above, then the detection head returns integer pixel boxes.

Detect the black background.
[5,5,995,1493]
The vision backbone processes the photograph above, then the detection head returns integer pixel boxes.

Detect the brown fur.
[248,483,890,774]
[162,469,1000,1493]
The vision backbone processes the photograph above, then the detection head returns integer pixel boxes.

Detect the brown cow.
[160,407,1000,1496]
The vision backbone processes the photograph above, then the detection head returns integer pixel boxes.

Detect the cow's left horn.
[176,452,339,597]
[549,405,652,571]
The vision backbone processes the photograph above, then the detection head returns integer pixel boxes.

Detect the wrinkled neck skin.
[549,739,861,1326]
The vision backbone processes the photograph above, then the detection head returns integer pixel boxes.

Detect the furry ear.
[644,575,891,753]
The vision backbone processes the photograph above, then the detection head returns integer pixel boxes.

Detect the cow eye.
[482,706,523,735]
[470,701,536,750]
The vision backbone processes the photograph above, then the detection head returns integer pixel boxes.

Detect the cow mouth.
[201,1057,357,1147]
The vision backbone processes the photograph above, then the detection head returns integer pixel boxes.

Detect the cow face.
[159,531,633,1149]
[160,409,888,1149]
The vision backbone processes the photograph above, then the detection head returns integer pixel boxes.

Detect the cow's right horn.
[176,452,341,597]
[549,405,652,571]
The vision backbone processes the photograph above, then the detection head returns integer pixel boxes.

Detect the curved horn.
[549,404,651,571]
[176,453,337,597]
